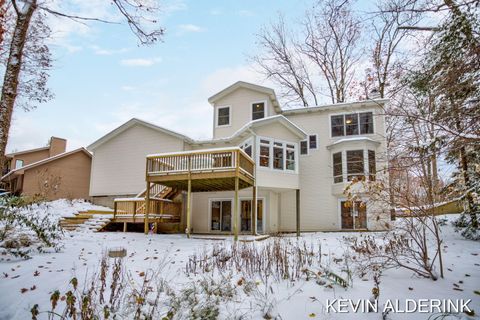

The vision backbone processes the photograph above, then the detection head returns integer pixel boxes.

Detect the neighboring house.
[88,81,390,234]
[1,137,92,200]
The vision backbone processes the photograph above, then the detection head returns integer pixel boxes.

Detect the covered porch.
[145,147,256,240]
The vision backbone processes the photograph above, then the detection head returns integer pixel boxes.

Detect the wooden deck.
[145,147,256,240]
[146,147,255,190]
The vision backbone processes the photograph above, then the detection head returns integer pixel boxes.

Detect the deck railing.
[146,147,255,179]
[113,198,181,219]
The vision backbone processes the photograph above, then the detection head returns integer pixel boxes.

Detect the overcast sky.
[7,0,374,153]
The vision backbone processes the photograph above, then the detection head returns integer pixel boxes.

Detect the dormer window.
[252,102,265,120]
[216,106,230,127]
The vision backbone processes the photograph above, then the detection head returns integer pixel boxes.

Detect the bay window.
[332,149,377,183]
[273,142,284,170]
[259,139,270,167]
[257,137,297,172]
[333,152,343,183]
[368,150,376,181]
[347,150,364,181]
[286,144,296,170]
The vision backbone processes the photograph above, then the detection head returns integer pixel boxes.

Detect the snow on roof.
[87,118,194,151]
[326,137,381,149]
[207,81,282,113]
[192,115,307,145]
[282,98,389,115]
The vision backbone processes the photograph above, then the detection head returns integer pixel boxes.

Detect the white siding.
[284,104,389,231]
[90,124,186,196]
[213,87,277,139]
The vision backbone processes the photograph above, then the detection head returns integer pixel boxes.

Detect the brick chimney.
[49,137,67,157]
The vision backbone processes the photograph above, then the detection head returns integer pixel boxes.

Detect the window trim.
[329,110,375,138]
[215,105,231,128]
[250,100,268,121]
[308,134,318,150]
[15,159,24,169]
[256,136,298,173]
[209,198,233,233]
[300,140,309,156]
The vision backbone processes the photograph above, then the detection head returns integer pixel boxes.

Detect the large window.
[331,112,374,137]
[286,144,296,170]
[333,152,343,183]
[347,150,364,181]
[273,142,284,170]
[333,149,377,183]
[258,138,297,172]
[259,139,270,167]
[217,106,230,127]
[252,102,265,120]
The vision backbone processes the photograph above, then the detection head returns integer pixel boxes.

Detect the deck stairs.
[60,185,179,232]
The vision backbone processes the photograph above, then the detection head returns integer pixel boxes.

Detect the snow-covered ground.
[0,201,478,319]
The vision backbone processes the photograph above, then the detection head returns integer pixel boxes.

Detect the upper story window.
[347,150,364,181]
[309,134,317,149]
[332,149,376,183]
[300,134,317,156]
[300,141,308,155]
[258,137,297,172]
[333,152,342,183]
[240,139,253,157]
[331,112,374,137]
[259,139,270,167]
[216,106,230,127]
[252,102,265,120]
[15,159,24,169]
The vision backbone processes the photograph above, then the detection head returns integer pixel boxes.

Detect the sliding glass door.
[240,199,263,233]
[211,200,232,232]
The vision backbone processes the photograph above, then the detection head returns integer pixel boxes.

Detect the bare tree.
[252,14,318,107]
[0,0,166,170]
[301,0,361,103]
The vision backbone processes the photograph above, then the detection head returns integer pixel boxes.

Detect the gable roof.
[282,98,389,115]
[208,81,282,113]
[1,148,92,180]
[87,118,193,150]
[192,115,307,146]
[6,146,50,158]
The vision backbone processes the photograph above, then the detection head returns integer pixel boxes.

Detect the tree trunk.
[0,1,37,167]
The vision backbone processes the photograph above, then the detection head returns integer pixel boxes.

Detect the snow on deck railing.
[146,147,255,178]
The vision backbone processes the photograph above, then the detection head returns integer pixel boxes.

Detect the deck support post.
[296,189,300,238]
[186,177,192,238]
[233,176,239,241]
[123,222,127,232]
[144,182,151,234]
[252,186,257,235]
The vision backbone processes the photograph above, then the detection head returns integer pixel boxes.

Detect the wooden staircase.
[59,210,114,232]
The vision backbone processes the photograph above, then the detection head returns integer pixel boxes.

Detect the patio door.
[211,200,232,232]
[341,201,367,230]
[240,199,263,233]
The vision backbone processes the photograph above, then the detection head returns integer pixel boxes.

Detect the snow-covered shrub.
[186,238,324,282]
[0,196,63,259]
[347,216,443,280]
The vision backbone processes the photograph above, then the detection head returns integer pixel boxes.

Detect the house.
[88,81,390,235]
[1,137,92,200]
